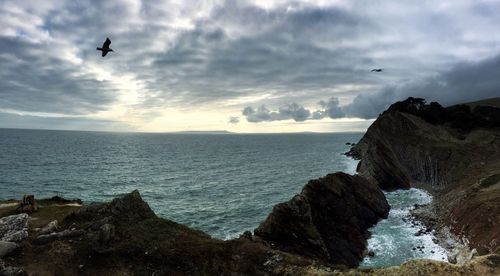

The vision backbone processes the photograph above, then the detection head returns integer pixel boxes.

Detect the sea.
[0,128,448,267]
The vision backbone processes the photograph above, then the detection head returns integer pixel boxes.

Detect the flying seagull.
[371,68,383,72]
[96,38,114,57]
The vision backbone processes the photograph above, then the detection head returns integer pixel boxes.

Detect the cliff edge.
[348,97,500,254]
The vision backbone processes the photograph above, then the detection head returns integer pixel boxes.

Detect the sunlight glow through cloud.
[1,0,500,132]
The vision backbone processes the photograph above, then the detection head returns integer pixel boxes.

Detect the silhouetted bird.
[371,68,383,72]
[96,38,114,57]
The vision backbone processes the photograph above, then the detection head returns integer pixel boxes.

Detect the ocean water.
[360,188,448,267]
[0,128,360,239]
[0,128,448,267]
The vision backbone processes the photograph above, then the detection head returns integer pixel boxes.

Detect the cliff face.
[349,97,500,254]
[254,172,390,267]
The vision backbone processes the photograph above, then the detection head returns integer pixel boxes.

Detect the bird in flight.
[96,38,114,57]
[371,68,383,72]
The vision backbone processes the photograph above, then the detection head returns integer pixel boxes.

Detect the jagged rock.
[74,190,155,222]
[108,190,155,220]
[38,220,58,235]
[239,231,252,240]
[0,214,28,242]
[254,172,389,267]
[0,241,18,258]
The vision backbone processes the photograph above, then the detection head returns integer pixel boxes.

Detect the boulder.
[254,172,389,267]
[38,220,58,235]
[0,241,18,258]
[0,214,29,242]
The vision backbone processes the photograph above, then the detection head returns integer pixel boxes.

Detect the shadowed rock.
[254,172,390,267]
[74,190,155,221]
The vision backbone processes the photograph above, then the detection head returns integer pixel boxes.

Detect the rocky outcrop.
[71,189,155,222]
[1,190,499,275]
[254,172,390,267]
[0,214,28,242]
[349,97,500,254]
[0,191,328,275]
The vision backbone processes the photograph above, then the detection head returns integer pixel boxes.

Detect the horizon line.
[0,127,367,135]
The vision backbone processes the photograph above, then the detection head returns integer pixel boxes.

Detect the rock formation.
[349,97,500,254]
[1,97,499,274]
[0,214,28,242]
[254,172,390,267]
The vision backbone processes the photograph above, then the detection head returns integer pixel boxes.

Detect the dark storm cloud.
[312,98,345,119]
[243,52,500,122]
[343,53,500,118]
[0,112,129,131]
[140,3,381,106]
[0,37,117,115]
[2,0,500,130]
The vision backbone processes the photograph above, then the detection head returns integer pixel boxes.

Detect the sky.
[1,0,500,133]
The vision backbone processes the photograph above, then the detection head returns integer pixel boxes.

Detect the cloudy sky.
[1,0,500,133]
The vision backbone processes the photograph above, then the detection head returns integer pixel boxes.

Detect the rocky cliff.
[254,172,390,268]
[1,189,499,275]
[348,97,500,254]
[1,97,499,275]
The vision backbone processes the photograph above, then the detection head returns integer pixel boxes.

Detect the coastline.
[1,97,499,275]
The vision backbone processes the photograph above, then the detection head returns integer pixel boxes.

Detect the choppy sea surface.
[0,129,360,239]
[360,188,449,267]
[0,128,448,267]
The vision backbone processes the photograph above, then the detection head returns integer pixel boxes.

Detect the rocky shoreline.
[347,97,500,256]
[1,97,499,275]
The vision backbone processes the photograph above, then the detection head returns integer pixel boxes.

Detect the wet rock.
[254,172,389,267]
[367,250,375,257]
[239,231,252,240]
[39,220,58,235]
[0,214,29,242]
[448,246,478,264]
[0,241,18,258]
